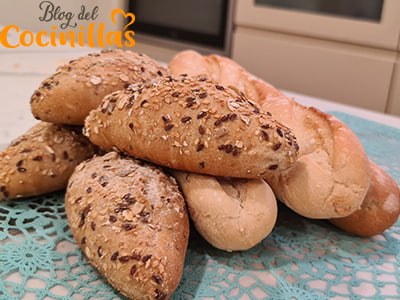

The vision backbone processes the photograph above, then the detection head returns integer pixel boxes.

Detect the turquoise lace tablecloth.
[0,111,399,300]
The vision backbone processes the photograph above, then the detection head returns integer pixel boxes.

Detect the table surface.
[1,32,400,300]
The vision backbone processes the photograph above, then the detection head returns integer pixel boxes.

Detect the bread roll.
[84,75,299,179]
[30,49,167,125]
[0,122,96,200]
[168,50,370,219]
[65,152,189,300]
[329,160,400,236]
[171,170,277,251]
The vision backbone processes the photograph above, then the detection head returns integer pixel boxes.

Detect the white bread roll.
[171,170,277,251]
[169,50,371,219]
[65,152,189,299]
[330,160,400,236]
[84,74,299,179]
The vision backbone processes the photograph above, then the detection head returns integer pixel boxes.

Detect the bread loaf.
[171,170,277,251]
[30,49,167,125]
[84,74,299,178]
[0,122,96,200]
[329,160,400,236]
[65,151,189,299]
[168,50,371,219]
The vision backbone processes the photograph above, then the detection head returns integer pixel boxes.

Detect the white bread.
[0,122,96,200]
[169,50,371,219]
[330,160,400,236]
[171,170,277,251]
[30,49,167,125]
[65,151,189,299]
[84,74,299,179]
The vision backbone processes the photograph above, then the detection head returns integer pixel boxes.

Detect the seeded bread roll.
[169,50,370,219]
[329,160,400,236]
[171,170,277,251]
[30,49,167,125]
[65,152,189,300]
[84,75,299,179]
[0,122,96,200]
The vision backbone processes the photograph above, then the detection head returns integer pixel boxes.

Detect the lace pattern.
[0,111,399,299]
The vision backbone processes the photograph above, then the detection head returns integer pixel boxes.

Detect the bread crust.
[0,122,96,200]
[65,152,189,299]
[169,50,371,219]
[30,49,167,125]
[171,170,277,251]
[330,160,400,236]
[84,75,299,178]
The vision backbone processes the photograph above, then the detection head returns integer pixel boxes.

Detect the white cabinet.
[232,27,395,113]
[232,0,400,116]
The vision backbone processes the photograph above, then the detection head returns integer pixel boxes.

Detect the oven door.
[235,0,400,50]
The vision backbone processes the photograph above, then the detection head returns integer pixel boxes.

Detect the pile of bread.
[1,49,399,299]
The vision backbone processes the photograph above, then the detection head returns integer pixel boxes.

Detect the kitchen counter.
[1,38,400,300]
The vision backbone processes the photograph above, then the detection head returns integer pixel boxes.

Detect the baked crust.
[84,74,299,178]
[65,152,189,299]
[330,160,400,236]
[30,49,167,125]
[171,170,277,251]
[0,122,96,200]
[168,50,371,219]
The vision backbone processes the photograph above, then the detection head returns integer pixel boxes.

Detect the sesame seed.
[198,125,205,135]
[272,143,282,151]
[199,92,208,98]
[122,223,135,231]
[152,275,163,284]
[224,144,233,153]
[131,253,141,261]
[197,111,207,119]
[130,265,137,275]
[261,131,269,140]
[181,116,192,123]
[171,92,180,97]
[119,256,131,263]
[196,143,204,152]
[110,251,119,261]
[164,124,174,131]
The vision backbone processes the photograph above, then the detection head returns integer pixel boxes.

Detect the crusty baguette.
[169,50,371,219]
[329,160,400,236]
[30,49,167,125]
[65,152,189,300]
[171,170,277,251]
[84,74,299,179]
[0,122,96,200]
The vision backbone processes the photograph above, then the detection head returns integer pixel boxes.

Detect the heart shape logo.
[111,8,135,31]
